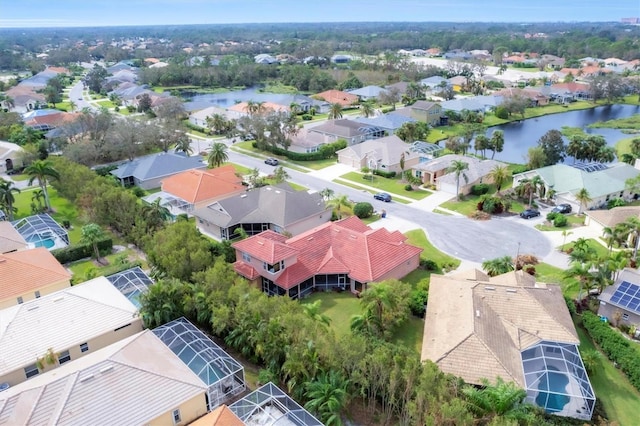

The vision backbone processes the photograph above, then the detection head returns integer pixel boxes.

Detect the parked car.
[551,203,572,214]
[264,157,279,166]
[520,209,541,219]
[374,192,392,202]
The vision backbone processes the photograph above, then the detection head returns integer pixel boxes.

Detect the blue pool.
[26,234,55,249]
[536,369,570,413]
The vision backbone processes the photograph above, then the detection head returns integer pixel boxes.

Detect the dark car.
[264,157,279,166]
[520,209,541,219]
[551,203,572,214]
[374,192,392,202]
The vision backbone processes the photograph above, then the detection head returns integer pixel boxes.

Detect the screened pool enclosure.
[11,213,69,250]
[521,341,595,420]
[106,267,154,308]
[228,382,323,426]
[153,317,245,410]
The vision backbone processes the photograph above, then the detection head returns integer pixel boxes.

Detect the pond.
[481,104,640,163]
[181,87,295,111]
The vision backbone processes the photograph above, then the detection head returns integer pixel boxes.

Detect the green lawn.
[575,318,640,426]
[332,178,410,204]
[588,114,640,130]
[338,171,433,201]
[559,238,609,258]
[391,316,424,354]
[535,214,585,231]
[97,100,116,108]
[441,187,526,216]
[67,250,138,283]
[535,262,580,298]
[404,228,461,275]
[8,173,30,182]
[301,292,361,339]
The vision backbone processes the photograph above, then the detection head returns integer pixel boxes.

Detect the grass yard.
[301,292,361,339]
[67,250,140,282]
[589,113,640,130]
[338,171,433,201]
[404,228,461,276]
[575,318,640,426]
[97,100,116,108]
[391,316,424,354]
[535,214,585,231]
[8,173,30,181]
[441,187,526,217]
[535,262,580,298]
[332,179,410,204]
[559,238,609,258]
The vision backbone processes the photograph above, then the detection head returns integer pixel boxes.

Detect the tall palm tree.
[207,142,229,168]
[487,165,510,194]
[327,194,351,219]
[360,101,375,118]
[25,160,60,212]
[529,175,544,205]
[575,188,592,214]
[328,103,343,120]
[0,178,20,221]
[174,136,193,156]
[621,217,640,261]
[446,160,469,197]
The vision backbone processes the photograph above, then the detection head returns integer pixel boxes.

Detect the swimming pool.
[26,233,55,249]
[535,369,570,413]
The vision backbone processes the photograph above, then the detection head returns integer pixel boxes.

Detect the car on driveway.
[264,157,279,166]
[520,209,541,219]
[374,192,392,202]
[551,203,572,214]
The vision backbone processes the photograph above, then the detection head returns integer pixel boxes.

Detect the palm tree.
[246,100,265,116]
[462,377,531,423]
[273,166,290,183]
[206,113,227,135]
[68,100,77,112]
[360,101,375,118]
[207,142,229,168]
[304,370,349,426]
[80,223,105,261]
[529,175,544,205]
[446,160,469,197]
[319,187,335,202]
[0,178,20,221]
[561,229,573,250]
[174,137,193,156]
[143,198,173,229]
[564,261,593,301]
[302,300,331,327]
[360,283,397,337]
[482,256,514,277]
[575,188,591,214]
[328,103,343,120]
[327,194,351,219]
[487,165,510,194]
[25,160,60,212]
[622,216,640,261]
[31,189,46,213]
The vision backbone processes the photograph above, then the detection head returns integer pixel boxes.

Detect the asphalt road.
[69,80,96,111]
[222,147,553,263]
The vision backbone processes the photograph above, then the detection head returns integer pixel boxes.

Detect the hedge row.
[51,238,113,264]
[252,139,347,161]
[373,169,396,179]
[582,311,640,391]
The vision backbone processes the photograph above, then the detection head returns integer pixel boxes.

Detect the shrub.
[130,186,146,198]
[494,105,509,119]
[52,238,113,264]
[252,139,347,161]
[405,184,413,191]
[301,114,312,120]
[420,259,438,271]
[553,215,568,227]
[408,288,429,317]
[373,169,396,179]
[471,183,490,195]
[353,202,374,219]
[477,195,505,214]
[546,212,559,221]
[608,198,627,209]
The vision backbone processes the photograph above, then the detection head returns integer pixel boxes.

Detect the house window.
[80,342,89,353]
[24,364,39,379]
[172,409,182,425]
[623,313,630,321]
[58,350,71,364]
[242,252,251,262]
[35,291,41,298]
[263,260,285,273]
[17,296,23,304]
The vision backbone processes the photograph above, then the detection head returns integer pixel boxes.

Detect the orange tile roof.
[161,165,244,204]
[46,66,70,74]
[234,261,261,280]
[0,247,71,301]
[233,217,422,289]
[227,101,290,114]
[25,112,77,128]
[313,90,358,107]
[190,405,243,426]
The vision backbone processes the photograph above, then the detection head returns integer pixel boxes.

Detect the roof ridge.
[48,371,81,424]
[24,381,49,424]
[472,327,522,385]
[435,332,475,363]
[524,286,577,341]
[61,289,138,315]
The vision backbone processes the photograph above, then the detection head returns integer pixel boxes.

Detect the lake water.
[482,104,640,163]
[182,87,294,111]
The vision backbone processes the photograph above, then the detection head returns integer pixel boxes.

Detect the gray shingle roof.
[111,152,206,181]
[353,113,416,131]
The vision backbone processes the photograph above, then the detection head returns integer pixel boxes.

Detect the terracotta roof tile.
[190,405,243,426]
[0,247,71,301]
[313,90,358,106]
[161,165,244,204]
[233,261,260,280]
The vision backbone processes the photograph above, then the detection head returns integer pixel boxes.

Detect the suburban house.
[11,213,70,251]
[0,276,143,387]
[447,76,467,92]
[353,112,417,135]
[585,205,640,237]
[0,141,24,173]
[227,101,290,119]
[307,119,385,145]
[190,405,244,426]
[422,269,595,420]
[412,154,503,194]
[313,89,358,107]
[146,165,246,215]
[111,151,207,189]
[513,162,640,212]
[420,76,448,91]
[23,111,77,132]
[0,247,71,310]
[254,54,278,64]
[4,85,45,113]
[289,94,330,114]
[331,54,352,64]
[106,266,155,308]
[188,105,230,128]
[0,222,28,254]
[228,382,323,425]
[598,269,640,331]
[194,183,331,241]
[402,100,443,126]
[232,216,423,298]
[348,85,388,101]
[288,128,330,153]
[440,95,503,113]
[336,134,421,174]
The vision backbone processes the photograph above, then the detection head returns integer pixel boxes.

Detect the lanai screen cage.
[11,213,69,250]
[228,382,323,426]
[153,317,245,410]
[521,341,595,421]
[106,267,153,308]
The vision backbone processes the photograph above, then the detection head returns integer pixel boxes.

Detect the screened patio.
[11,213,69,250]
[228,382,323,426]
[521,341,595,420]
[153,317,245,410]
[106,267,154,308]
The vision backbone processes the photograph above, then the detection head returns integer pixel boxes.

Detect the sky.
[2,0,640,28]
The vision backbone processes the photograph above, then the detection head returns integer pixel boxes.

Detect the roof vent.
[506,288,517,293]
[307,237,313,241]
[27,305,39,311]
[80,374,95,383]
[266,187,272,191]
[240,194,247,198]
[475,310,480,318]
[484,286,495,291]
[257,241,264,245]
[100,365,114,374]
[53,296,64,302]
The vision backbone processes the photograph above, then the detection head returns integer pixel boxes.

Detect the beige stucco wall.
[376,254,421,282]
[0,279,71,310]
[0,318,143,387]
[148,392,208,426]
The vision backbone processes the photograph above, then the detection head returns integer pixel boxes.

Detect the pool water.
[26,235,55,249]
[535,370,570,413]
